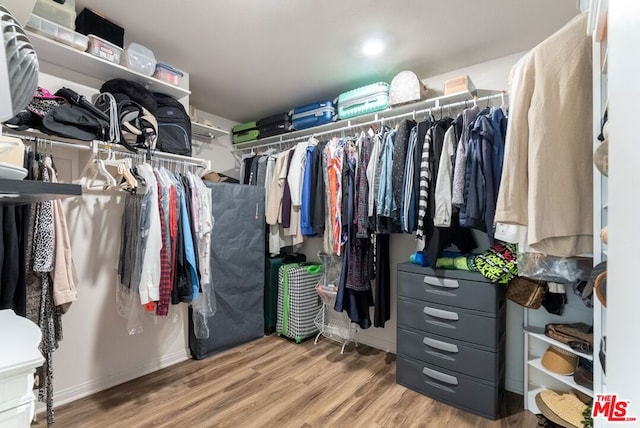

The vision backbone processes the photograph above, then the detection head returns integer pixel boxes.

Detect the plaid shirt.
[156,181,173,316]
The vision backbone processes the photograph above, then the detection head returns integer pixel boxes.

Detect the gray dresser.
[395,263,506,420]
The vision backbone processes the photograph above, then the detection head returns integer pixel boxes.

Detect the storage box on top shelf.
[27,14,88,52]
[75,8,124,48]
[123,43,157,77]
[32,0,76,29]
[444,75,477,96]
[87,34,122,64]
[153,63,183,86]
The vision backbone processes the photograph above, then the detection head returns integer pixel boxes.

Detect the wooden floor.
[36,336,539,428]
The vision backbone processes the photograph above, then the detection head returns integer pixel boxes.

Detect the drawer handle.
[423,276,459,289]
[423,337,459,353]
[422,367,459,386]
[423,306,459,321]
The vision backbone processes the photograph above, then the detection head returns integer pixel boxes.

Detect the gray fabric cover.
[189,183,265,359]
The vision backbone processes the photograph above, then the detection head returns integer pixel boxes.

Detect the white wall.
[608,0,640,419]
[296,51,528,394]
[191,110,239,178]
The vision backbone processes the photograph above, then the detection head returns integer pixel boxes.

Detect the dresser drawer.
[396,354,502,420]
[0,402,34,427]
[0,372,35,413]
[397,298,505,348]
[397,270,502,313]
[397,327,502,382]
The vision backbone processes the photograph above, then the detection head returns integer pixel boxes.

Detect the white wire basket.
[313,253,357,354]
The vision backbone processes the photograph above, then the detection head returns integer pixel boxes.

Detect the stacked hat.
[541,345,578,376]
[535,390,588,428]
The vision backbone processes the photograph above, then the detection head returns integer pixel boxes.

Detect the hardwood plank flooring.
[35,336,539,427]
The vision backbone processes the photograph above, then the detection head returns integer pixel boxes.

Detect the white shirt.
[287,138,317,206]
[138,164,162,305]
[433,125,456,227]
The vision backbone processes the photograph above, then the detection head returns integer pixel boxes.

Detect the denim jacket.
[376,129,397,217]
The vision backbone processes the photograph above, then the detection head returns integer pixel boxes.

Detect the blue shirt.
[376,129,396,217]
[301,145,316,236]
[178,180,200,301]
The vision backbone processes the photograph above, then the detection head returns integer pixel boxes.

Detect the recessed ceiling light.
[362,39,384,56]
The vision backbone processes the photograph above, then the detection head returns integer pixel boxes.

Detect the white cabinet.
[0,310,44,427]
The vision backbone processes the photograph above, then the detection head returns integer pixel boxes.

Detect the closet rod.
[233,92,508,152]
[4,131,92,152]
[3,130,211,170]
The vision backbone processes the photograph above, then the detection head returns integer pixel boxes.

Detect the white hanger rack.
[3,129,212,171]
[232,91,508,153]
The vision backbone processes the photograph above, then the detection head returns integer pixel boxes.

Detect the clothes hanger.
[500,91,509,114]
[95,158,118,188]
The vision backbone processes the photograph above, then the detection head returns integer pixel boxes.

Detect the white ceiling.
[75,0,579,122]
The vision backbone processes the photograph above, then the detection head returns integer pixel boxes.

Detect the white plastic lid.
[126,42,156,61]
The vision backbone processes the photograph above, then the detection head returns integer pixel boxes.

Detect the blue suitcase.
[290,101,336,130]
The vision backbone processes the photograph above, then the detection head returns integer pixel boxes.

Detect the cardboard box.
[444,75,477,96]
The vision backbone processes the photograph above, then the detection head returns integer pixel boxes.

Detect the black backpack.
[154,93,192,156]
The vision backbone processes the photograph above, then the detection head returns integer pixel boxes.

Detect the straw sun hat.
[541,345,578,376]
[535,390,587,428]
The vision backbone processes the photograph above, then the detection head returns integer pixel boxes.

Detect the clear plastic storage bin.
[27,14,89,52]
[72,33,89,52]
[32,0,77,30]
[87,34,123,64]
[124,43,157,76]
[152,63,183,86]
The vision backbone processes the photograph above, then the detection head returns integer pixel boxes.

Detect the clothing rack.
[232,91,508,153]
[3,129,212,170]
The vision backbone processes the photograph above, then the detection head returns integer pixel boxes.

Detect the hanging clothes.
[452,106,480,207]
[321,142,334,254]
[154,170,172,317]
[0,206,21,313]
[419,116,478,265]
[373,233,390,328]
[459,107,490,227]
[25,156,63,426]
[366,131,384,218]
[415,126,433,239]
[137,164,162,305]
[412,118,432,227]
[401,125,418,233]
[376,129,397,219]
[326,139,344,255]
[392,119,416,231]
[355,135,371,239]
[490,107,508,193]
[301,144,316,236]
[51,167,78,313]
[265,150,294,254]
[334,147,373,329]
[281,149,296,228]
[433,118,461,227]
[463,113,497,237]
[495,13,593,258]
[311,141,327,236]
[239,153,255,185]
